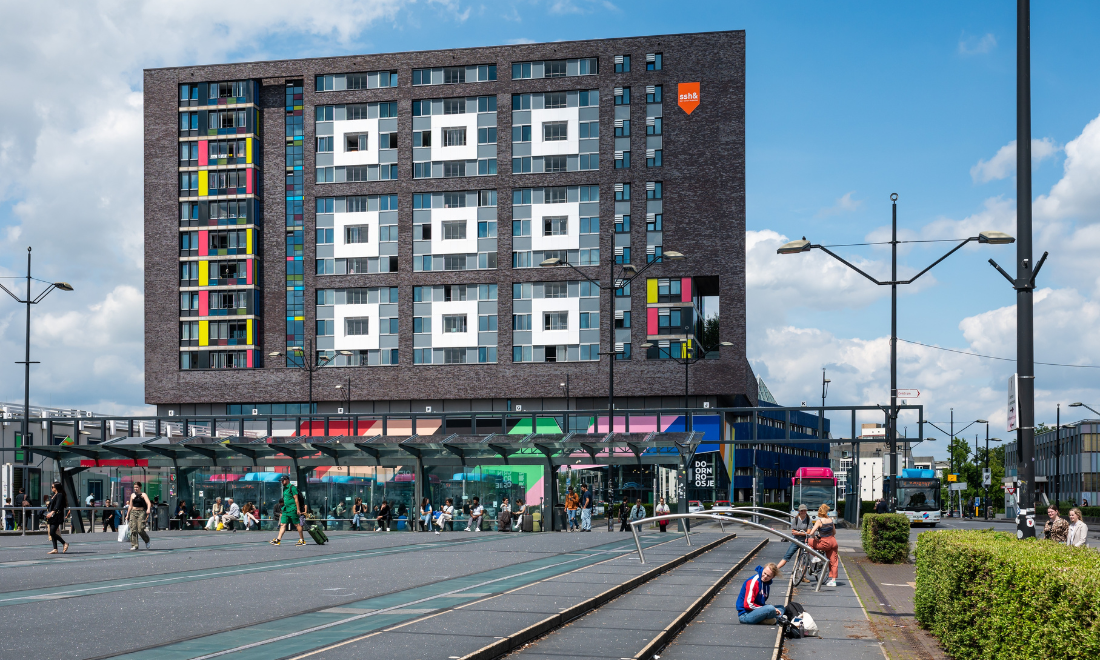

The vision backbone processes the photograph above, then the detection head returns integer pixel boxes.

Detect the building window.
[615,247,631,264]
[545,187,567,204]
[615,183,631,201]
[543,216,568,236]
[443,255,466,270]
[379,132,397,149]
[580,216,599,234]
[443,348,467,364]
[316,136,333,153]
[443,161,465,178]
[615,151,630,169]
[443,315,468,333]
[647,182,663,199]
[512,125,532,143]
[345,318,370,336]
[615,120,630,137]
[478,65,497,81]
[646,85,663,103]
[346,134,368,152]
[443,67,466,84]
[646,117,662,135]
[646,213,663,231]
[646,150,662,168]
[478,314,498,331]
[478,127,497,144]
[545,282,568,298]
[544,156,567,173]
[646,53,663,70]
[579,121,599,139]
[316,228,334,245]
[443,98,465,115]
[413,316,431,333]
[615,215,630,233]
[513,314,532,330]
[615,55,630,73]
[615,87,630,105]
[545,60,567,78]
[615,311,631,328]
[544,311,568,331]
[344,226,368,244]
[478,346,497,363]
[580,312,599,329]
[545,92,567,109]
[443,127,467,147]
[543,121,568,142]
[442,221,467,240]
[414,131,432,147]
[512,219,531,237]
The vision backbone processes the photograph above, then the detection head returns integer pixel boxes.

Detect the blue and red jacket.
[736,565,771,616]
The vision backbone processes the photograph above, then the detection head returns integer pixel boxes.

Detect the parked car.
[687,500,705,513]
[710,500,734,513]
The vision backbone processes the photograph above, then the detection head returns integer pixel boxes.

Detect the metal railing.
[628,512,829,591]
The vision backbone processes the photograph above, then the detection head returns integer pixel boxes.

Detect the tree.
[701,314,719,350]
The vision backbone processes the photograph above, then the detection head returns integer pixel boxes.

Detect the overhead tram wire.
[898,337,1100,369]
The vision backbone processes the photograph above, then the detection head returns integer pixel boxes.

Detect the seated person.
[435,498,454,534]
[221,498,241,532]
[736,563,785,625]
[465,497,484,532]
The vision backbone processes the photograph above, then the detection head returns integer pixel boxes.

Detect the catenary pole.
[1016,0,1036,513]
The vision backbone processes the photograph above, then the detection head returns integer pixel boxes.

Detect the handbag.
[117,523,129,543]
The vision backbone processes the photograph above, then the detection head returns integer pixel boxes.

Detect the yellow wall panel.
[198,260,208,286]
[246,318,253,345]
[246,228,253,254]
[246,137,252,164]
[646,278,658,304]
[198,320,209,347]
[198,172,208,197]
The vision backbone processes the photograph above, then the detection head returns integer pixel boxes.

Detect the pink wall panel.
[647,307,659,334]
[198,230,208,256]
[197,140,208,166]
[198,291,209,316]
[246,351,254,368]
[681,277,692,302]
[246,258,253,284]
[246,168,253,194]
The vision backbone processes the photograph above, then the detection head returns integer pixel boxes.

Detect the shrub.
[915,530,1100,660]
[860,513,911,563]
[1055,505,1100,518]
[837,500,877,518]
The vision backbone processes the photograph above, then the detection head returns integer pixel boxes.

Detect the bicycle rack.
[628,513,830,592]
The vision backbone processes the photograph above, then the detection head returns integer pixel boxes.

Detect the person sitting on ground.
[435,498,454,534]
[777,504,811,573]
[629,498,647,525]
[465,497,484,532]
[807,504,839,587]
[1067,507,1089,547]
[101,499,118,533]
[736,563,785,625]
[1044,505,1069,543]
[513,498,527,532]
[222,497,241,532]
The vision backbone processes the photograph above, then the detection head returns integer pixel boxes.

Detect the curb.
[456,534,739,660]
[772,574,795,660]
[632,537,769,660]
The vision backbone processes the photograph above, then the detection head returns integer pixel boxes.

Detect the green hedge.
[837,500,878,518]
[860,513,911,563]
[1054,505,1100,518]
[915,530,1100,660]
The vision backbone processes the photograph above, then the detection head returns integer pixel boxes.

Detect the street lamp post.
[822,368,831,410]
[268,340,352,431]
[639,340,734,408]
[540,250,685,424]
[983,422,1003,520]
[779,204,1013,506]
[0,247,74,457]
[923,413,986,517]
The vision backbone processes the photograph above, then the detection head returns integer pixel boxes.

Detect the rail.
[628,513,829,592]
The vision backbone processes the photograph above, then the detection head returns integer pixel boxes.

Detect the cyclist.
[807,503,839,587]
[776,504,810,573]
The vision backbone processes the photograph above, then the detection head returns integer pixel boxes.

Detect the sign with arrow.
[896,389,920,398]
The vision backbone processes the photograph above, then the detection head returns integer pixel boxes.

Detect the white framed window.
[345,133,368,152]
[545,92,567,108]
[443,347,467,363]
[345,318,370,336]
[544,311,568,331]
[443,314,468,333]
[344,225,369,244]
[543,216,568,236]
[544,282,568,298]
[443,127,467,147]
[543,121,568,142]
[442,221,467,240]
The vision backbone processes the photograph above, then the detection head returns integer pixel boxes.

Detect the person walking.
[579,485,593,532]
[807,504,839,587]
[45,482,69,555]
[777,504,811,572]
[565,487,579,532]
[126,482,152,551]
[419,498,433,532]
[618,498,631,532]
[270,475,306,547]
[101,499,117,533]
[1043,505,1069,543]
[465,497,484,532]
[655,497,671,532]
[4,497,14,531]
[222,497,240,532]
[85,491,96,532]
[628,498,647,530]
[874,497,888,514]
[1067,507,1089,547]
[350,497,365,531]
[16,488,30,531]
[736,563,785,625]
[435,498,454,534]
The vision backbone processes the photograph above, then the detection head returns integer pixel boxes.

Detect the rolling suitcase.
[308,525,328,545]
[522,513,534,533]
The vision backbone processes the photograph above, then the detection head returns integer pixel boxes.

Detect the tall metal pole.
[950,409,954,516]
[22,248,32,454]
[1016,0,1036,513]
[985,422,990,520]
[608,258,615,428]
[888,195,898,505]
[1055,403,1060,508]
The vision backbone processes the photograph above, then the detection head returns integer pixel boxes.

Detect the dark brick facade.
[144,31,757,412]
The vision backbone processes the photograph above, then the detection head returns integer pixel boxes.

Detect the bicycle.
[791,539,824,585]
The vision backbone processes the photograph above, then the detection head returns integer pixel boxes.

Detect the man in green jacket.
[270,474,306,547]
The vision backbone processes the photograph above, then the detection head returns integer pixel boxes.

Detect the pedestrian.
[736,563,785,625]
[101,498,117,533]
[565,487,579,532]
[629,498,647,528]
[222,497,240,532]
[126,482,152,551]
[151,497,161,531]
[3,497,13,531]
[418,497,431,534]
[376,501,391,532]
[807,503,839,587]
[1067,507,1089,547]
[579,484,593,532]
[351,497,365,531]
[16,488,29,530]
[874,497,888,514]
[435,498,454,534]
[465,497,484,532]
[85,490,96,531]
[1043,504,1069,543]
[1084,499,1089,507]
[655,497,671,532]
[175,500,188,530]
[618,498,631,532]
[777,504,811,572]
[269,474,306,546]
[513,498,526,532]
[45,482,69,555]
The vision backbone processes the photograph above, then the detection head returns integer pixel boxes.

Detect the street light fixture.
[268,340,353,428]
[1069,402,1100,416]
[779,195,1014,505]
[639,340,733,408]
[0,247,74,458]
[540,250,686,419]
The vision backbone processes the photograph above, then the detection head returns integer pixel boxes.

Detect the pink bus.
[791,467,837,521]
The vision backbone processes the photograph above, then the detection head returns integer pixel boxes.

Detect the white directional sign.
[896,389,920,398]
[983,469,992,486]
[1007,374,1019,432]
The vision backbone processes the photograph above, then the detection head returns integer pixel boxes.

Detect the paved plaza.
[0,522,910,660]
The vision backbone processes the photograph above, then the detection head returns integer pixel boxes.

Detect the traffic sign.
[947,474,958,482]
[896,389,920,398]
[983,469,992,486]
[949,482,968,491]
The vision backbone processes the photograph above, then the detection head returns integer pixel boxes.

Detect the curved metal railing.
[628,513,829,591]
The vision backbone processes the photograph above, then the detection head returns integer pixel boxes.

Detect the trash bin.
[554,505,567,531]
[157,503,170,531]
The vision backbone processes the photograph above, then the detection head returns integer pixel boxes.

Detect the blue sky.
[0,1,1098,460]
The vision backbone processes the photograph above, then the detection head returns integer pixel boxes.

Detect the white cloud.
[970,138,1059,183]
[958,32,997,56]
[816,191,863,217]
[1034,113,1100,223]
